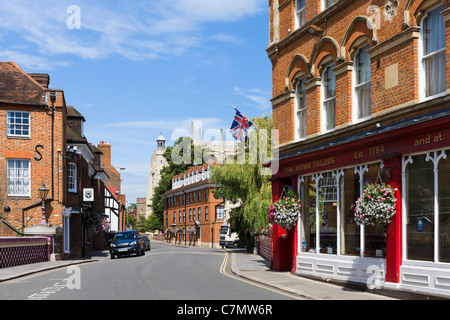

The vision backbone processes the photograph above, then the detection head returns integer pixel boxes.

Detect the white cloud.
[233,86,271,111]
[0,0,267,63]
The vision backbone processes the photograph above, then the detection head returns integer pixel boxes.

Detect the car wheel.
[110,253,115,259]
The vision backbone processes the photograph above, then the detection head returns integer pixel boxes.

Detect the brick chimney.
[28,73,50,88]
[98,141,111,167]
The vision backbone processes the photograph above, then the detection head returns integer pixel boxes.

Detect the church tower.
[146,134,168,217]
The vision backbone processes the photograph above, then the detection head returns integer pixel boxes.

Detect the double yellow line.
[219,251,303,300]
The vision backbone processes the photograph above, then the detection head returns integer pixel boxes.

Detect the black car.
[140,235,151,251]
[109,230,145,259]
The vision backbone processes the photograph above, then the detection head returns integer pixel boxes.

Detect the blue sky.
[0,0,272,204]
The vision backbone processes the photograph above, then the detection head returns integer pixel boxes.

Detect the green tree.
[210,114,273,241]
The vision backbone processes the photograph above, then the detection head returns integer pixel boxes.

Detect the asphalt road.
[0,242,299,301]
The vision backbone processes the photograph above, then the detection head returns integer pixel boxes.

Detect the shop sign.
[277,127,450,178]
[83,188,94,202]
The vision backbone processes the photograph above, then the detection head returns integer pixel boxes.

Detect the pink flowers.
[268,191,302,230]
[354,182,397,228]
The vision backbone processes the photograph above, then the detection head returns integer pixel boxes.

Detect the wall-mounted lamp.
[307,25,323,35]
[39,182,49,224]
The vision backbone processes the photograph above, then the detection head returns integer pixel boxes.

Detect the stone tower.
[146,134,168,217]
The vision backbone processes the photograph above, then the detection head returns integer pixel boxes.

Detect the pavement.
[0,241,440,300]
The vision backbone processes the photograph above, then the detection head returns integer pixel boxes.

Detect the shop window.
[321,63,336,132]
[406,154,436,261]
[299,176,316,252]
[298,162,387,257]
[353,45,371,121]
[318,172,338,254]
[419,4,446,100]
[295,78,307,140]
[405,149,450,263]
[340,168,360,256]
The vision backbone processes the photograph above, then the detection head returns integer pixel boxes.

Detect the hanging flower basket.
[268,192,302,230]
[354,183,397,230]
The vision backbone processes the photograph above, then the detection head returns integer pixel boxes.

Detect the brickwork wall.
[0,89,66,236]
[268,0,450,148]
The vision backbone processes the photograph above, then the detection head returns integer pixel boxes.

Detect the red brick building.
[0,62,66,243]
[267,0,450,297]
[0,61,111,260]
[162,164,234,248]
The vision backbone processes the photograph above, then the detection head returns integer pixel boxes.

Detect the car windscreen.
[113,232,136,241]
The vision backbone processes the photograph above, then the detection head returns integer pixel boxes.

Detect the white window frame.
[7,111,30,138]
[321,62,336,133]
[321,0,334,11]
[418,3,447,101]
[7,159,31,197]
[68,162,77,193]
[295,78,307,140]
[216,206,224,220]
[295,0,305,29]
[402,149,450,265]
[353,44,372,122]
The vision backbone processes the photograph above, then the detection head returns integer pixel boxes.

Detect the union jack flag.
[230,109,253,143]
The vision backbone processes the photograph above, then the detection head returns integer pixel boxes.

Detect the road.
[0,242,300,301]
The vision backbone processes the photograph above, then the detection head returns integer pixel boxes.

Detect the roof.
[0,62,47,106]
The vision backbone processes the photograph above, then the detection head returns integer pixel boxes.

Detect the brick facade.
[0,62,66,237]
[267,0,450,297]
[162,164,231,248]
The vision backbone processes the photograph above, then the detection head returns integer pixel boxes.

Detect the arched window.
[419,3,446,99]
[354,44,371,121]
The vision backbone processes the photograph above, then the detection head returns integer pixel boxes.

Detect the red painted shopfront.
[269,112,450,290]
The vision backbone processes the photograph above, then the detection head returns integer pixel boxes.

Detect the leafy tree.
[210,114,273,240]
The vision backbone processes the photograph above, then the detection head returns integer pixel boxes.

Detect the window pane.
[425,51,446,97]
[424,5,446,55]
[299,176,316,252]
[406,154,435,261]
[340,168,360,256]
[439,153,450,262]
[318,172,337,254]
[356,83,372,119]
[325,99,336,130]
[323,64,336,99]
[296,79,307,138]
[7,159,30,196]
[363,163,387,257]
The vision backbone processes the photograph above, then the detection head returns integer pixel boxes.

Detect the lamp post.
[39,182,49,224]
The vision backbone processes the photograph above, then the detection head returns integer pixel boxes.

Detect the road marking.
[219,252,303,300]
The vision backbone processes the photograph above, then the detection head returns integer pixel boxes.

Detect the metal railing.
[0,237,51,268]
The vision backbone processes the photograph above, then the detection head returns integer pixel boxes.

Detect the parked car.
[140,235,151,251]
[109,230,145,259]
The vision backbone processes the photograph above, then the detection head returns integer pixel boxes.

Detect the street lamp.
[39,182,49,224]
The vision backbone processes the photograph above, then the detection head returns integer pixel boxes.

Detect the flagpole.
[230,105,274,144]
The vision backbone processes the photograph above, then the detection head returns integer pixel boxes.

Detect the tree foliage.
[210,114,273,239]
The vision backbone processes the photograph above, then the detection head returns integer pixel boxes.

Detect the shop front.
[271,111,450,297]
